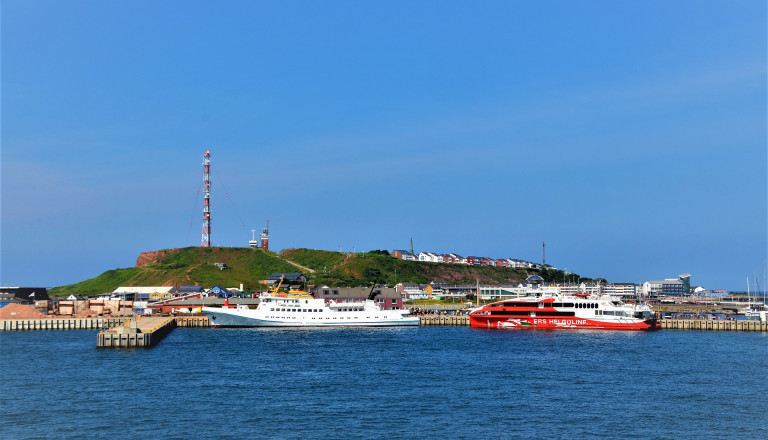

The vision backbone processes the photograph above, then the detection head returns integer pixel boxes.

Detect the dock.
[659,319,768,331]
[0,317,127,331]
[2,315,766,337]
[97,316,176,348]
[419,315,470,326]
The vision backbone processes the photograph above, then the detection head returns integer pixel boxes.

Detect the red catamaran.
[469,289,659,330]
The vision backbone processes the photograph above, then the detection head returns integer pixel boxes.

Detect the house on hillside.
[391,250,417,261]
[450,254,468,264]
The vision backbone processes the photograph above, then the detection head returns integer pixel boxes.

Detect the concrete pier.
[660,319,768,332]
[174,316,212,328]
[0,317,127,331]
[419,315,470,326]
[97,316,176,348]
[3,315,766,332]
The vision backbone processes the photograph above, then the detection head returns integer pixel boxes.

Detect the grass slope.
[50,247,297,296]
[50,247,598,296]
[282,249,530,287]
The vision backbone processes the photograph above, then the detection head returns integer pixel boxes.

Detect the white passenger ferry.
[202,282,419,328]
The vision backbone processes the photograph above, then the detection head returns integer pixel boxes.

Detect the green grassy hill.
[49,247,298,296]
[281,248,531,287]
[50,247,595,297]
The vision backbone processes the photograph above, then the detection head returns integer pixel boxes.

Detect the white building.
[396,283,429,300]
[418,252,440,263]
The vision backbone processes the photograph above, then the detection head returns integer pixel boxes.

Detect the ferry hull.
[203,307,420,328]
[470,316,659,331]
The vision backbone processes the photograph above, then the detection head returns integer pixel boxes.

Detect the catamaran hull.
[203,307,420,328]
[470,316,659,331]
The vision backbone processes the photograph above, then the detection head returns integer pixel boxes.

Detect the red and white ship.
[469,289,659,331]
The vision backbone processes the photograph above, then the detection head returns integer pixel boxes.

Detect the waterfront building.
[679,273,691,294]
[395,283,429,300]
[178,285,205,295]
[0,287,49,306]
[602,283,638,299]
[313,286,403,310]
[112,286,176,301]
[643,274,692,297]
[208,285,234,298]
[558,283,602,296]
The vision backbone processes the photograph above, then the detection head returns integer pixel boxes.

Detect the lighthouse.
[260,220,270,250]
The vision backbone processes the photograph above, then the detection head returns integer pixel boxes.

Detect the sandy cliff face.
[136,250,167,267]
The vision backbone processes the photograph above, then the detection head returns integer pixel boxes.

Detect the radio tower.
[201,150,212,247]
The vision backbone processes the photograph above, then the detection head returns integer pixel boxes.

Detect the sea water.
[1,327,766,439]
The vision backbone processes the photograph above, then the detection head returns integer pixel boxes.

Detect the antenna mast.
[201,150,211,247]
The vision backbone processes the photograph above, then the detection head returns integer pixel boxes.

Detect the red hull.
[470,316,659,331]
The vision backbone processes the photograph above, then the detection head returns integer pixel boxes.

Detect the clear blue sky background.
[2,1,766,291]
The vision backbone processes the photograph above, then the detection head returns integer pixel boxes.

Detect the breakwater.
[2,316,766,331]
[0,315,212,331]
[419,315,470,326]
[97,316,176,348]
[660,319,768,331]
[0,317,128,331]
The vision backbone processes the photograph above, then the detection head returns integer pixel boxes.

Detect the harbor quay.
[1,314,766,334]
[97,316,176,348]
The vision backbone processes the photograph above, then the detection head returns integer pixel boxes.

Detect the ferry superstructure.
[202,289,419,328]
[469,290,659,330]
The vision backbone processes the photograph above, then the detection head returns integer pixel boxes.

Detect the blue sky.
[2,0,766,291]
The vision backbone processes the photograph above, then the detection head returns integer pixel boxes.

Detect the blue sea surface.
[1,327,766,439]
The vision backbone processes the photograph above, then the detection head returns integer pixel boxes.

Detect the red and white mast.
[201,150,212,247]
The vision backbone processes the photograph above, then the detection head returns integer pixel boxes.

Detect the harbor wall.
[659,319,768,331]
[0,317,127,331]
[2,316,767,331]
[97,317,177,348]
[0,316,211,331]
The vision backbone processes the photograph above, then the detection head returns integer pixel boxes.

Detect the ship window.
[333,290,339,295]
